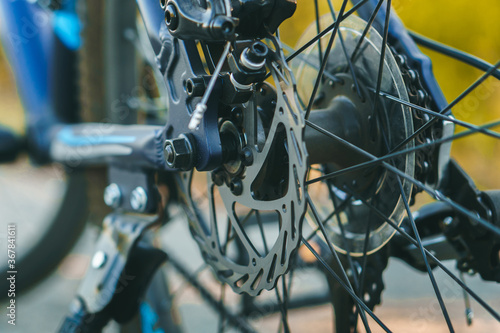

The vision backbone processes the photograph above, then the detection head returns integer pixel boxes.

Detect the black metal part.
[157,25,226,171]
[185,76,207,97]
[221,73,254,104]
[59,214,167,332]
[392,160,500,282]
[163,133,196,170]
[230,0,297,38]
[228,45,267,85]
[107,167,159,213]
[164,0,237,41]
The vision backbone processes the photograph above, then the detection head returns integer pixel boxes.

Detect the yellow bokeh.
[279,0,500,189]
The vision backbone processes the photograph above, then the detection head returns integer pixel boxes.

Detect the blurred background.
[0,0,499,332]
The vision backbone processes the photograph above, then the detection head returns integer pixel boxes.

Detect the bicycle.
[0,0,499,332]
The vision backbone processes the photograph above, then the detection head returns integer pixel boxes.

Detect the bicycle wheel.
[0,17,89,299]
[170,0,500,332]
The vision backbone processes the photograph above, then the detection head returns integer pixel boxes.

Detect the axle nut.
[164,134,195,170]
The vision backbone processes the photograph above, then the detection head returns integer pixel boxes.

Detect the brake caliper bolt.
[130,186,148,212]
[165,4,179,31]
[104,183,122,208]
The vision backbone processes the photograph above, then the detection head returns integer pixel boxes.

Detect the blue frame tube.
[0,0,57,161]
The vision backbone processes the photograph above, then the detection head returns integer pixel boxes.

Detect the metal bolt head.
[130,186,148,212]
[241,147,253,166]
[92,251,107,269]
[185,77,206,97]
[164,135,194,170]
[165,4,179,31]
[104,183,122,208]
[230,179,243,196]
[443,216,454,226]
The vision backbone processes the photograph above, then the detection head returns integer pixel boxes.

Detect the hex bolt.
[185,77,206,97]
[164,134,195,170]
[130,186,148,212]
[104,183,122,208]
[230,179,243,196]
[241,147,253,166]
[165,4,179,31]
[240,41,268,71]
[91,251,107,269]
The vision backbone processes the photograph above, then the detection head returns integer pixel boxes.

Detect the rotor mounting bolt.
[130,186,148,212]
[104,183,122,208]
[159,0,167,9]
[230,179,243,196]
[165,4,179,31]
[211,169,225,187]
[91,251,107,269]
[164,135,195,170]
[241,147,253,166]
[231,107,244,126]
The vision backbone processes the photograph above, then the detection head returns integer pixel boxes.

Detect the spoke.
[325,0,364,101]
[371,0,392,119]
[374,89,500,139]
[286,0,370,63]
[306,193,372,332]
[255,210,270,254]
[306,120,500,184]
[167,254,257,333]
[218,283,227,333]
[302,238,392,333]
[341,187,500,322]
[391,59,500,152]
[394,175,454,331]
[314,0,324,67]
[303,119,500,237]
[305,0,350,120]
[274,277,291,333]
[304,194,353,242]
[282,276,290,333]
[409,31,500,80]
[350,0,385,64]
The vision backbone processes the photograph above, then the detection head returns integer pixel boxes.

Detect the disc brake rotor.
[294,15,415,255]
[178,36,307,295]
